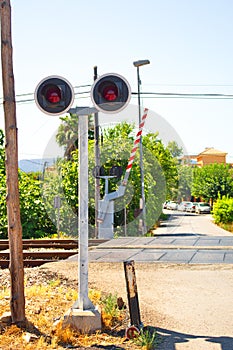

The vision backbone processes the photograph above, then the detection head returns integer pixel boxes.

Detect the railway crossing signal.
[91,73,131,114]
[34,75,74,116]
[33,71,133,330]
[35,73,131,116]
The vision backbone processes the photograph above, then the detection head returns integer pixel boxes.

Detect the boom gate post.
[97,108,149,233]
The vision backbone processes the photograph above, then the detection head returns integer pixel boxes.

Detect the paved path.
[156,210,233,237]
[69,212,233,264]
[85,235,233,264]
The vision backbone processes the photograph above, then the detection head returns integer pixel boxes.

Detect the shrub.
[212,197,233,224]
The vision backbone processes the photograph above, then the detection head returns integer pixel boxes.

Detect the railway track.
[0,239,107,269]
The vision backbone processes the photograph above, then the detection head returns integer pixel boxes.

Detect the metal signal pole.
[77,114,94,309]
[94,66,100,238]
[133,59,150,235]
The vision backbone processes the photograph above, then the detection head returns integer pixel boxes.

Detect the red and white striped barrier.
[97,107,149,223]
[123,107,149,185]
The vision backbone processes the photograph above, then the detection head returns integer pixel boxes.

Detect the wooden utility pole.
[0,0,25,323]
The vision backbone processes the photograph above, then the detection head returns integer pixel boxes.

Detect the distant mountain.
[19,158,57,173]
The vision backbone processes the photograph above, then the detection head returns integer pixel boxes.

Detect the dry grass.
[0,278,140,349]
[218,222,233,233]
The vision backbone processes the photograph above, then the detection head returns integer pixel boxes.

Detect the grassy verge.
[217,222,233,233]
[0,278,158,349]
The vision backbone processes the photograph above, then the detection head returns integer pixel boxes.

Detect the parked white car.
[195,202,211,214]
[186,202,199,213]
[167,201,178,210]
[178,201,192,211]
[163,200,169,209]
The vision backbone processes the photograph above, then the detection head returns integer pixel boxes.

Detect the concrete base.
[63,308,102,334]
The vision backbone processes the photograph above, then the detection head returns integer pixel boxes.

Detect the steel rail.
[0,239,108,268]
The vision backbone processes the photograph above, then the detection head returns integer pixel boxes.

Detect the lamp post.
[133,59,150,235]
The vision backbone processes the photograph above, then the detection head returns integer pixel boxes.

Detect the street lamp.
[133,59,150,235]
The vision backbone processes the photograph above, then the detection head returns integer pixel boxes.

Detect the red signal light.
[103,85,118,101]
[45,86,61,104]
[91,73,131,113]
[35,76,74,116]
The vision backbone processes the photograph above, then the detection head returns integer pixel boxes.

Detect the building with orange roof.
[196,147,227,167]
[181,147,228,167]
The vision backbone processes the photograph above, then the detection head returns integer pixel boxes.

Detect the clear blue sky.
[1,0,233,162]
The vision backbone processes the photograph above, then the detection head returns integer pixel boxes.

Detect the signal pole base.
[63,307,101,334]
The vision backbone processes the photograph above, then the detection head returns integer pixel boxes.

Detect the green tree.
[58,128,135,236]
[41,160,78,237]
[143,133,179,200]
[0,169,57,239]
[0,128,57,238]
[103,121,134,141]
[192,163,233,203]
[167,140,183,158]
[19,172,57,238]
[57,123,179,236]
[177,165,193,201]
[56,112,94,160]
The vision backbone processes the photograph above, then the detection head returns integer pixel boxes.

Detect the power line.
[20,159,44,165]
[0,90,92,106]
[0,84,92,100]
[145,83,233,87]
[2,86,233,106]
[11,90,91,105]
[0,84,92,105]
[131,92,233,99]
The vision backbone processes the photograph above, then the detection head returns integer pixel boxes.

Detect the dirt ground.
[42,261,233,350]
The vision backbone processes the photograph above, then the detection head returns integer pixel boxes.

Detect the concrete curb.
[90,245,233,251]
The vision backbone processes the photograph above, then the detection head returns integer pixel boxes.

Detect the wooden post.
[0,0,25,323]
[124,260,142,328]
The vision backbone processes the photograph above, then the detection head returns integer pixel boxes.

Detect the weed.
[89,288,102,305]
[133,327,159,350]
[101,293,120,318]
[100,293,127,330]
[65,289,78,301]
[25,284,48,298]
[48,279,61,287]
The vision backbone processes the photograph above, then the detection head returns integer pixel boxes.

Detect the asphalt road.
[65,211,233,349]
[156,209,232,237]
